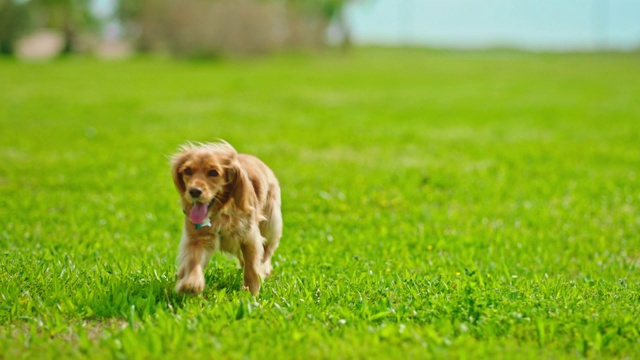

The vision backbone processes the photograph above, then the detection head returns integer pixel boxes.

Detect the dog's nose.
[189,188,203,198]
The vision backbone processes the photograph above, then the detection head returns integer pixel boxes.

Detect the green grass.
[1,48,639,359]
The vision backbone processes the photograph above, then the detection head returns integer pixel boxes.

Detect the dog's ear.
[170,151,189,195]
[226,155,253,213]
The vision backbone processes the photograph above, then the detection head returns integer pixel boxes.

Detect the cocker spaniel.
[170,141,282,295]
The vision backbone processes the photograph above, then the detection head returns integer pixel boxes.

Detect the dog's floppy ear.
[170,150,189,195]
[226,155,253,213]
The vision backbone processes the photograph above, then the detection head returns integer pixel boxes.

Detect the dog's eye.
[183,168,193,176]
[207,169,219,177]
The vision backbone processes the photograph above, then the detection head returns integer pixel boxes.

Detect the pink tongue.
[189,203,209,224]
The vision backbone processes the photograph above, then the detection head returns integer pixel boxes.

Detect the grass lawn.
[1,48,639,359]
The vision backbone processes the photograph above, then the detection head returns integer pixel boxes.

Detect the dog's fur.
[170,141,282,295]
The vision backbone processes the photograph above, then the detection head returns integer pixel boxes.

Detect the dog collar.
[194,218,212,230]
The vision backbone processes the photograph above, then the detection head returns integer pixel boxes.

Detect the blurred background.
[1,0,639,60]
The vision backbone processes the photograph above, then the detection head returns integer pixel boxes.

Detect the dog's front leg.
[175,227,209,294]
[240,229,265,296]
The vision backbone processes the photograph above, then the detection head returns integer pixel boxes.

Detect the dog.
[170,141,282,295]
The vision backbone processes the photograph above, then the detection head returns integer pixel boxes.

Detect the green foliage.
[284,0,351,18]
[0,0,30,54]
[0,0,96,55]
[29,0,93,28]
[1,48,639,358]
[27,0,96,53]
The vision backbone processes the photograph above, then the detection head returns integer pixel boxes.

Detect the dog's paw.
[242,281,260,296]
[175,274,205,294]
[261,261,272,277]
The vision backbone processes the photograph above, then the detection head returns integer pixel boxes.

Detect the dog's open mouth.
[189,202,209,224]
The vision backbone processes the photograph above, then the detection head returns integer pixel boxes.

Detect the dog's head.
[171,142,252,224]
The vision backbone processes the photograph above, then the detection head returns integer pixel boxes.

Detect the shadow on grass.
[83,266,244,320]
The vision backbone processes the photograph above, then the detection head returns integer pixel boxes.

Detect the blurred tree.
[0,0,30,54]
[284,0,353,49]
[115,0,355,56]
[26,0,95,53]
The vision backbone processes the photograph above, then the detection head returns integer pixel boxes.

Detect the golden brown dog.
[170,141,282,295]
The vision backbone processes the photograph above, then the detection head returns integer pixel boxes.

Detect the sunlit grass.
[1,48,639,358]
